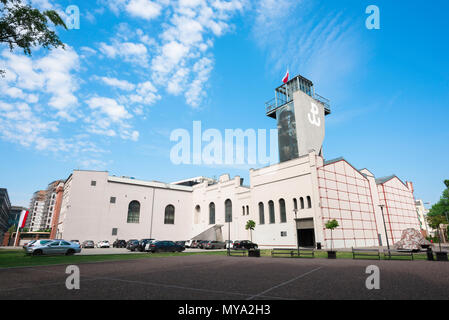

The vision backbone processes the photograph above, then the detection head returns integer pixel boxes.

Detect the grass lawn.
[0,248,429,269]
[0,249,227,269]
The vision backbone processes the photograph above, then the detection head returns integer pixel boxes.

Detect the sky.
[0,0,448,207]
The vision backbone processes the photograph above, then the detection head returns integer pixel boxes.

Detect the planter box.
[436,252,448,261]
[248,249,260,257]
[327,251,337,259]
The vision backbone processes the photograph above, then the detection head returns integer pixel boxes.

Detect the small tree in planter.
[325,219,339,259]
[245,220,256,242]
[427,215,448,261]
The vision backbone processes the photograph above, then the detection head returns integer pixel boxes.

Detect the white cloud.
[253,0,363,92]
[104,0,164,20]
[0,47,80,120]
[98,76,136,91]
[148,0,245,107]
[126,0,162,20]
[87,97,131,122]
[99,41,149,66]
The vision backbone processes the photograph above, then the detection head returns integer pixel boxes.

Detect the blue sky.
[0,0,448,207]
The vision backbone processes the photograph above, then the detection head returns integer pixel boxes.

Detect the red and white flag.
[18,210,29,229]
[282,69,289,84]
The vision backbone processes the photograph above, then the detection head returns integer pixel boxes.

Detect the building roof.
[375,175,397,185]
[324,157,345,166]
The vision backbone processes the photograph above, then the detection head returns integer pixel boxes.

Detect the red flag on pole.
[18,210,29,229]
[282,69,289,84]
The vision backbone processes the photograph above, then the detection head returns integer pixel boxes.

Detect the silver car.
[25,240,82,256]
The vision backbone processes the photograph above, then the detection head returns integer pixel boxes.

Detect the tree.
[7,224,16,234]
[325,219,339,251]
[245,220,256,242]
[0,0,67,74]
[427,180,449,223]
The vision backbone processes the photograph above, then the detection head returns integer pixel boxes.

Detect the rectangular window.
[91,181,96,186]
[112,228,118,236]
[110,197,116,204]
[281,231,287,237]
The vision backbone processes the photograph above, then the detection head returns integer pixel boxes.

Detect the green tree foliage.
[427,180,449,229]
[245,220,256,241]
[0,0,66,74]
[325,219,339,251]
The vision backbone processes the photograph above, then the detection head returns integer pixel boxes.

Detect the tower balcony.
[265,74,331,119]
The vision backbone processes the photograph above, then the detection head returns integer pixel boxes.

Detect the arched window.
[307,196,312,209]
[293,198,298,211]
[268,200,275,224]
[209,202,215,225]
[259,202,265,224]
[194,205,200,224]
[300,197,305,209]
[127,201,140,223]
[242,206,245,215]
[225,199,232,222]
[246,205,249,215]
[279,199,287,223]
[164,205,175,224]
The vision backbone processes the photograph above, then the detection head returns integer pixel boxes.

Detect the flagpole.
[13,223,20,247]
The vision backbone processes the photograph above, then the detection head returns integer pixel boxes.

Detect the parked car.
[25,240,82,256]
[22,239,53,250]
[137,239,155,252]
[126,239,139,251]
[23,240,37,249]
[233,240,258,250]
[184,240,193,248]
[97,240,110,248]
[147,241,185,253]
[190,240,201,248]
[225,240,234,249]
[113,239,127,248]
[175,241,187,248]
[82,240,95,248]
[198,240,210,249]
[205,240,226,249]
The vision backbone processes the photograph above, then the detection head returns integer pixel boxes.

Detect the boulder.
[393,228,431,251]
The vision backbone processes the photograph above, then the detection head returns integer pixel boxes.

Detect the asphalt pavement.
[0,254,448,300]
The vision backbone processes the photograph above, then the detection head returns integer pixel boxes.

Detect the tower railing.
[265,93,330,115]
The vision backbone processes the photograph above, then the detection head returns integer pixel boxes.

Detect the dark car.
[137,239,155,252]
[233,240,258,250]
[175,241,186,248]
[126,239,139,251]
[148,241,185,253]
[205,240,226,249]
[113,239,127,248]
[197,240,210,249]
[82,240,95,248]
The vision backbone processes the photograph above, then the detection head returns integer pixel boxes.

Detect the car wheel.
[66,249,75,256]
[33,250,43,256]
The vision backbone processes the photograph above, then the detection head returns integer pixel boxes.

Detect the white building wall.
[250,153,320,249]
[57,154,421,249]
[377,178,420,244]
[59,171,193,243]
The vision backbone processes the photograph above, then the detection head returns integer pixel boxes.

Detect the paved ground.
[0,255,448,300]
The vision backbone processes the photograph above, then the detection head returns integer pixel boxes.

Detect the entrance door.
[298,229,315,247]
[296,218,316,248]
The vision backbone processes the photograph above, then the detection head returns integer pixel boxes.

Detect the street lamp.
[293,208,299,255]
[379,204,391,254]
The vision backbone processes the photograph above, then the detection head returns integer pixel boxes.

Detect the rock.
[393,228,431,251]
